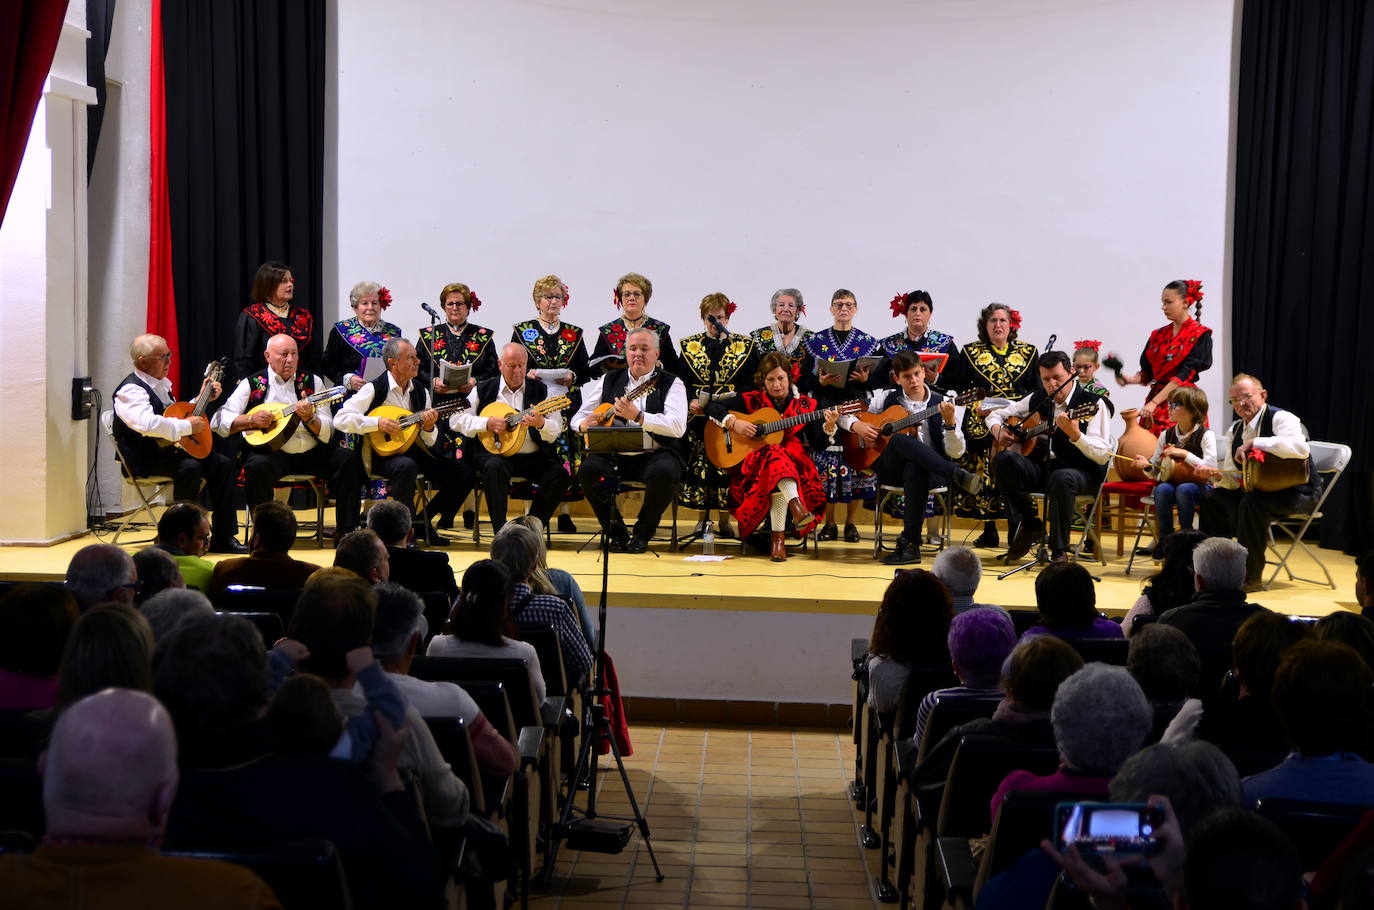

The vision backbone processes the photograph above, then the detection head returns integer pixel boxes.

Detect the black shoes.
[882,539,922,565]
[1005,518,1045,562]
[843,524,861,543]
[817,524,838,541]
[209,537,248,555]
[625,536,649,554]
[973,524,1000,549]
[558,513,578,534]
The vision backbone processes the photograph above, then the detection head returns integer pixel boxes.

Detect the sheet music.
[361,356,386,382]
[439,361,470,388]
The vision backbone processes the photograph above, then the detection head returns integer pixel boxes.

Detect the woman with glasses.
[1114,279,1213,434]
[418,282,498,398]
[233,261,314,382]
[590,272,680,378]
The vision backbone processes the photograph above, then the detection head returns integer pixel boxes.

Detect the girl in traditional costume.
[1110,279,1212,434]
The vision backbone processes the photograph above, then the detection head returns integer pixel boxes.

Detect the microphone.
[1044,334,1057,353]
[420,301,442,320]
[707,314,729,336]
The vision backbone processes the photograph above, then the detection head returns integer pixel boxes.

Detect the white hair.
[932,547,982,598]
[349,281,381,308]
[1192,537,1249,592]
[626,327,659,350]
[139,588,213,642]
[129,334,165,362]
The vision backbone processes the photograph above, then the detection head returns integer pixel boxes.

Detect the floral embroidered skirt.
[811,446,876,503]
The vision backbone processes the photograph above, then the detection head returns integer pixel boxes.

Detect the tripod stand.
[536,433,664,890]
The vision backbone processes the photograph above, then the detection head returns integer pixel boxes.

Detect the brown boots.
[771,531,788,562]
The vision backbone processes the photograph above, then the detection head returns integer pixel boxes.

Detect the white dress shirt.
[839,387,968,460]
[571,368,688,454]
[1145,424,1217,475]
[113,367,190,441]
[1213,407,1310,490]
[987,387,1115,464]
[335,373,438,448]
[213,372,334,454]
[452,381,562,454]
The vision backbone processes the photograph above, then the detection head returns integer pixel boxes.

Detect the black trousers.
[1200,485,1318,583]
[243,442,364,535]
[876,434,959,542]
[139,441,238,539]
[372,445,475,523]
[473,445,570,530]
[992,451,1100,553]
[578,450,683,540]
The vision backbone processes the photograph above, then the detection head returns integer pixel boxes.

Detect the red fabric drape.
[146,0,179,393]
[0,0,69,225]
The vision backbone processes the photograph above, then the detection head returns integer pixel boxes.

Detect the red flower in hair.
[726,301,738,317]
[561,284,571,308]
[466,290,482,312]
[612,286,622,309]
[1073,339,1102,352]
[889,293,908,318]
[376,286,392,310]
[1009,309,1022,330]
[1184,280,1204,306]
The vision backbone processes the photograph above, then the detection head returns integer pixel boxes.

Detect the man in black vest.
[334,338,474,545]
[213,334,363,541]
[111,334,244,553]
[841,351,984,565]
[1195,373,1320,591]
[989,351,1115,563]
[451,342,570,532]
[572,328,688,552]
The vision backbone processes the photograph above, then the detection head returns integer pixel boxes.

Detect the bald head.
[129,334,167,362]
[264,333,301,379]
[499,343,530,389]
[43,688,179,839]
[66,544,137,611]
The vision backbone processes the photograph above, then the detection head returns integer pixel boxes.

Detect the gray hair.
[348,281,381,308]
[128,334,165,363]
[1128,623,1201,702]
[503,517,557,594]
[1109,741,1243,838]
[490,526,539,584]
[366,500,412,546]
[371,582,424,664]
[1192,537,1248,592]
[932,547,982,598]
[131,547,182,603]
[380,337,410,365]
[65,544,136,609]
[139,588,213,642]
[770,289,804,312]
[1052,663,1152,776]
[626,327,659,350]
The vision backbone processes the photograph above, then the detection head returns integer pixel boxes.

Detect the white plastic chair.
[1263,440,1351,590]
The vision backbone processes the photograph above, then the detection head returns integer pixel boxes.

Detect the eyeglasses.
[108,580,144,595]
[1227,392,1258,405]
[540,294,565,302]
[1166,401,1182,409]
[620,290,645,300]
[831,301,857,310]
[147,352,173,363]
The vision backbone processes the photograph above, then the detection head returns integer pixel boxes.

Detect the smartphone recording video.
[1055,802,1163,855]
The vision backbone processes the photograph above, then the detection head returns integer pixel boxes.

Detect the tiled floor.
[530,724,880,910]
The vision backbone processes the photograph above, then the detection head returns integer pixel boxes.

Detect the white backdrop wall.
[333,0,1235,422]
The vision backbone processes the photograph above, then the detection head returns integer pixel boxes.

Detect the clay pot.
[1115,409,1156,482]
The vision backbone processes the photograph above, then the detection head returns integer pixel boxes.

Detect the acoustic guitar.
[159,359,225,459]
[706,400,865,470]
[478,395,571,456]
[242,385,347,450]
[993,400,1101,460]
[587,369,662,427]
[365,400,469,458]
[841,389,985,470]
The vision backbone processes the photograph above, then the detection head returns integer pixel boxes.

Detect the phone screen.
[1056,803,1161,854]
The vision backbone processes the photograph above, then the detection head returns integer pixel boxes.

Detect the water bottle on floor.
[703,521,715,556]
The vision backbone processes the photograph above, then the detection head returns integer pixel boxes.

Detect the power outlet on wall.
[71,377,94,421]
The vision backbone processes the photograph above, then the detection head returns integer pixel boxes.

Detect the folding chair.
[244,475,328,547]
[471,475,556,547]
[101,410,176,544]
[1263,440,1351,589]
[872,484,951,558]
[1028,484,1106,565]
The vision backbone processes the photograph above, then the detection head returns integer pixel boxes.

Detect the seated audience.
[931,545,1004,615]
[1182,811,1305,910]
[490,524,593,681]
[288,573,469,827]
[132,546,184,603]
[156,612,444,909]
[990,663,1152,820]
[1121,529,1207,634]
[139,588,213,642]
[427,560,547,705]
[1158,537,1268,649]
[1128,623,1201,740]
[265,643,405,765]
[333,528,390,583]
[1243,638,1374,807]
[0,688,279,909]
[914,606,1017,747]
[1021,562,1123,641]
[209,501,319,602]
[507,514,596,646]
[55,603,155,714]
[911,634,1083,794]
[865,568,955,715]
[0,583,78,710]
[64,543,138,612]
[371,581,517,775]
[366,500,458,602]
[1313,609,1374,671]
[154,501,218,592]
[1358,550,1374,619]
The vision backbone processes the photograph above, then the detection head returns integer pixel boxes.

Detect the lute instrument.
[478,395,572,456]
[365,399,469,458]
[993,400,1101,460]
[706,399,865,470]
[841,389,984,470]
[242,385,347,450]
[587,369,662,427]
[159,359,225,459]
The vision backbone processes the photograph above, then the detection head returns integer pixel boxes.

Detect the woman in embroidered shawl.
[590,272,679,378]
[750,288,813,380]
[323,281,405,391]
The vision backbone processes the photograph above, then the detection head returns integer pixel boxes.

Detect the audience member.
[990,663,1152,820]
[1022,562,1123,641]
[372,582,517,775]
[0,583,78,710]
[366,500,458,601]
[54,603,154,714]
[506,515,596,646]
[333,528,390,583]
[1121,529,1207,634]
[0,688,280,909]
[1358,551,1374,619]
[132,546,184,603]
[155,612,444,909]
[64,543,138,612]
[931,546,1002,614]
[288,573,468,826]
[1158,537,1268,649]
[1243,639,1374,807]
[913,606,1017,746]
[139,588,213,642]
[1128,623,1201,741]
[428,560,547,704]
[1314,609,1374,671]
[1182,810,1305,910]
[865,568,955,714]
[490,525,593,681]
[209,501,319,603]
[155,501,217,592]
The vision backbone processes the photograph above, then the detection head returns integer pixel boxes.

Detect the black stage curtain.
[1234,0,1374,557]
[161,0,327,391]
[86,0,116,176]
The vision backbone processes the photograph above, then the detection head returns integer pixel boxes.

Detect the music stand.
[537,428,664,889]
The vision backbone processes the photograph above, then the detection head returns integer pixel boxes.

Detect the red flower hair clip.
[1009,309,1022,330]
[1184,280,1204,306]
[377,286,392,310]
[726,301,738,317]
[1073,339,1102,352]
[466,290,482,312]
[612,286,622,309]
[889,293,908,318]
[562,284,570,308]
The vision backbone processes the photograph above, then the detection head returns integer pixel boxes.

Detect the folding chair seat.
[217,610,284,645]
[244,474,328,547]
[214,587,301,630]
[1027,485,1105,564]
[1264,440,1352,589]
[163,839,351,910]
[471,475,556,546]
[1068,636,1129,666]
[873,484,951,558]
[101,410,181,545]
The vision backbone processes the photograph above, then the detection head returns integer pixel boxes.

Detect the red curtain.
[146,0,179,393]
[0,0,69,225]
